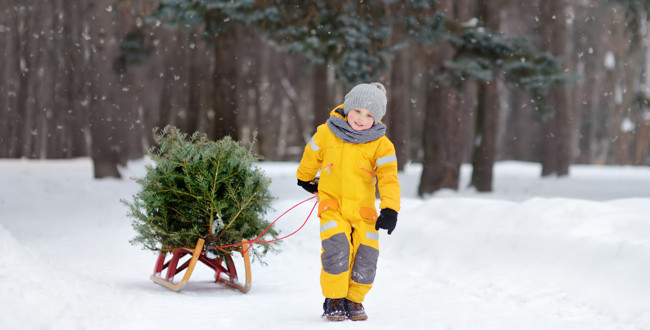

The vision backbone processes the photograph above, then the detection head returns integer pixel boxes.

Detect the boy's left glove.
[297,179,318,194]
[375,208,398,235]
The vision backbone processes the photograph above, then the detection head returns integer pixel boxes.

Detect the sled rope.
[217,195,318,255]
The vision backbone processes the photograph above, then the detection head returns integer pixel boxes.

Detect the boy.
[296,82,401,321]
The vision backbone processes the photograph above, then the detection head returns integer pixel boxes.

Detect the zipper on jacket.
[361,167,377,185]
[323,163,334,175]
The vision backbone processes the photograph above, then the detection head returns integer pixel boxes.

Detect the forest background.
[2,0,650,195]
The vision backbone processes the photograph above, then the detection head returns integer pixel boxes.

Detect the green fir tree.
[123,125,278,262]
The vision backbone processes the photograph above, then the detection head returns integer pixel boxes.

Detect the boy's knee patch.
[321,233,350,275]
[350,244,378,284]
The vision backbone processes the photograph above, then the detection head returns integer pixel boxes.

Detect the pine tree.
[250,1,392,88]
[123,126,278,261]
[429,14,574,119]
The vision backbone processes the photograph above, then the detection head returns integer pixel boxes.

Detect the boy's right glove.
[375,208,398,235]
[297,179,318,194]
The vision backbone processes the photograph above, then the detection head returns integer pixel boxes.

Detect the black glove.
[297,179,318,194]
[375,208,398,235]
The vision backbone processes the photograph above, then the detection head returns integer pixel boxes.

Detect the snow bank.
[384,197,650,327]
[0,218,139,330]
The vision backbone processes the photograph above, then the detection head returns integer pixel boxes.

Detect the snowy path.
[1,159,649,329]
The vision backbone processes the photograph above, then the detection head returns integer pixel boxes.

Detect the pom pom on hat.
[343,82,387,124]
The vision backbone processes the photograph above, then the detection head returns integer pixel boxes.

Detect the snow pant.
[319,207,380,303]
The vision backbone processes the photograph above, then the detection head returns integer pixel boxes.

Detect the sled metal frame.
[150,238,252,293]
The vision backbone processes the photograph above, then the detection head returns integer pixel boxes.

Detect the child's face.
[347,108,375,131]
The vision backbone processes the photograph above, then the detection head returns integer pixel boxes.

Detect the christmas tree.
[123,125,278,261]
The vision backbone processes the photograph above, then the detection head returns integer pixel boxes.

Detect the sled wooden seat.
[150,238,252,293]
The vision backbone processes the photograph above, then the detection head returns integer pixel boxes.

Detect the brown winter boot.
[345,298,368,321]
[322,298,346,321]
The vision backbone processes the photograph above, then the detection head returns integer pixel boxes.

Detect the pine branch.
[215,180,262,242]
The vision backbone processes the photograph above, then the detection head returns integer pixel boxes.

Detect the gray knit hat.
[343,82,387,124]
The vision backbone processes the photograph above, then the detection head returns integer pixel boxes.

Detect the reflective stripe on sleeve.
[309,136,321,151]
[376,154,397,166]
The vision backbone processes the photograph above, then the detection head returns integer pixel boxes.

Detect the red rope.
[215,195,318,255]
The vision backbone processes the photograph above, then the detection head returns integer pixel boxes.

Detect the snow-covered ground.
[1,158,649,329]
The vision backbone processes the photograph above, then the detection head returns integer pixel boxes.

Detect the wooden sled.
[150,238,252,293]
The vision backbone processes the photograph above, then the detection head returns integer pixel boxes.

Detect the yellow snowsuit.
[297,107,401,303]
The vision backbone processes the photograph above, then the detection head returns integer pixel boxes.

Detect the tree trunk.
[418,0,466,196]
[571,3,603,164]
[419,77,462,195]
[14,4,33,158]
[279,53,310,146]
[612,16,642,165]
[236,29,259,149]
[0,4,11,157]
[539,0,571,176]
[67,1,90,158]
[470,80,499,191]
[470,0,501,192]
[386,18,410,171]
[312,64,330,126]
[213,27,239,140]
[180,30,200,135]
[87,0,122,178]
[255,42,285,160]
[634,117,650,165]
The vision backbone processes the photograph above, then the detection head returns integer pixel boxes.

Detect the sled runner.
[150,238,252,293]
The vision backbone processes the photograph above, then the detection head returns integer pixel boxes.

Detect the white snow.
[1,158,649,329]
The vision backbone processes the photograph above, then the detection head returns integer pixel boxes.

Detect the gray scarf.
[327,116,386,144]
